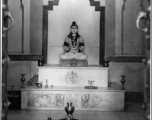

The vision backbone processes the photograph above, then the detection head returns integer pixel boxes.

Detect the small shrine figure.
[60,21,87,60]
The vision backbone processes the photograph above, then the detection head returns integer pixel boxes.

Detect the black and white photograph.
[2,0,151,120]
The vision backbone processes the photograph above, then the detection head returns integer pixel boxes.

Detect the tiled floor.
[7,103,147,120]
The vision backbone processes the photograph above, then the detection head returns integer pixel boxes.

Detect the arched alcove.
[43,0,105,66]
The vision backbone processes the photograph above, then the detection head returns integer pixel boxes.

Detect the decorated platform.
[21,83,125,111]
[21,65,124,111]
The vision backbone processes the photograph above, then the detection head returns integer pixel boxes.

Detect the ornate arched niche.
[42,0,105,66]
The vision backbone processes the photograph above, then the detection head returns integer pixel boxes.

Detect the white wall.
[46,0,105,65]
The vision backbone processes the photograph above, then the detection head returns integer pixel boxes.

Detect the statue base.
[59,60,88,67]
[59,118,79,120]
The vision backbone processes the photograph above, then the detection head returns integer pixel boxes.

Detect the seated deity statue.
[60,21,87,60]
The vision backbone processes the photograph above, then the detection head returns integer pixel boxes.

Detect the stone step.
[21,85,125,111]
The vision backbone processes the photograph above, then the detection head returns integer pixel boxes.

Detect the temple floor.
[8,102,146,120]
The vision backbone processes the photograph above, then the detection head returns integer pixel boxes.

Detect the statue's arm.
[63,36,70,52]
[79,36,85,52]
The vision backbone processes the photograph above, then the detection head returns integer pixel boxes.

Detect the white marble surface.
[21,82,123,92]
[38,66,109,87]
[21,84,124,111]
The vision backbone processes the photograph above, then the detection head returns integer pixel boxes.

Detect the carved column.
[121,0,127,55]
[2,0,14,119]
[115,0,124,55]
[136,0,150,119]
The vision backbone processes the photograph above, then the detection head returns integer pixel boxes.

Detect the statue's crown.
[71,21,78,28]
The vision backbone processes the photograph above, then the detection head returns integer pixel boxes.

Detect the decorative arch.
[42,0,105,65]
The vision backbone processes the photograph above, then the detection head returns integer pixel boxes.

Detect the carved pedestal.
[21,85,125,111]
[38,66,109,88]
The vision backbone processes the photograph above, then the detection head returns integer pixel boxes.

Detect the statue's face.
[71,26,78,34]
